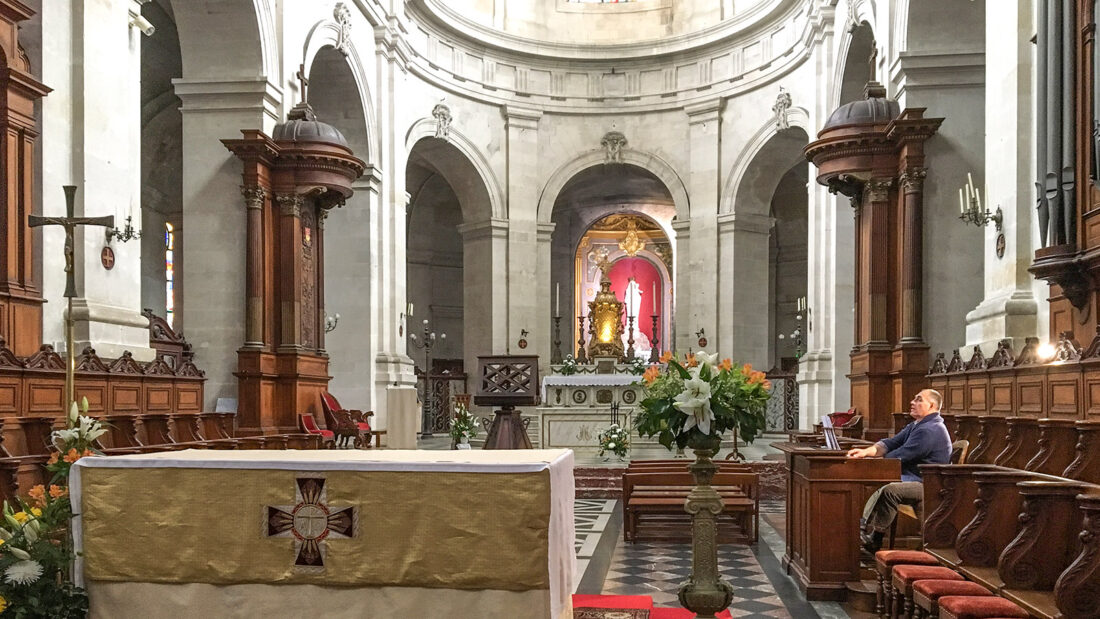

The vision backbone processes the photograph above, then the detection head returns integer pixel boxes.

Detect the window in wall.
[165,222,175,328]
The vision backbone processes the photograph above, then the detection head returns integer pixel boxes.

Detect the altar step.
[574,465,626,499]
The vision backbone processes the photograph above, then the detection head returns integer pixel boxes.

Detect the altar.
[535,373,661,451]
[71,449,576,619]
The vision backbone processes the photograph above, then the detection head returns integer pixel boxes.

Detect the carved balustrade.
[993,417,1042,469]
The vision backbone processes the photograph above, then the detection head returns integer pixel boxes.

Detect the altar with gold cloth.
[71,449,576,619]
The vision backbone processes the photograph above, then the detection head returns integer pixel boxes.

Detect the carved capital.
[276,193,303,217]
[899,167,927,193]
[242,186,267,210]
[865,177,894,202]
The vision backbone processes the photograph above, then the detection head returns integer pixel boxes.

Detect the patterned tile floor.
[574,498,617,589]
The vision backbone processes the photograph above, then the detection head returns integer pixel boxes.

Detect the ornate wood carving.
[24,345,63,370]
[989,339,1016,368]
[1063,421,1100,483]
[102,414,143,448]
[1025,419,1081,475]
[142,357,175,376]
[922,464,990,548]
[107,351,144,375]
[946,349,965,373]
[170,412,204,443]
[1054,494,1100,619]
[1015,337,1042,366]
[957,470,1043,567]
[994,417,1042,469]
[968,416,1009,465]
[0,337,23,368]
[998,481,1089,591]
[929,352,948,374]
[964,346,987,371]
[75,347,109,373]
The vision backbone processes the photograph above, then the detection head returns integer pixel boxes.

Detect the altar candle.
[652,282,657,314]
[959,188,965,214]
[967,172,974,194]
[556,283,560,317]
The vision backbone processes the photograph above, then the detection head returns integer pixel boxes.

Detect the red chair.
[320,392,373,448]
[298,414,335,448]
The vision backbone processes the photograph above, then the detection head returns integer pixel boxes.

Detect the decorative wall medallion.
[698,336,708,348]
[601,131,627,164]
[265,476,356,570]
[100,246,115,270]
[517,329,529,349]
[996,233,1006,259]
[622,389,637,404]
[596,389,613,404]
[432,102,452,139]
[617,220,646,257]
[572,389,587,404]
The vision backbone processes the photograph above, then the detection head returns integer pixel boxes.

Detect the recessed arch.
[171,0,273,80]
[537,149,690,224]
[302,22,378,164]
[405,119,504,222]
[722,111,809,215]
[727,124,810,217]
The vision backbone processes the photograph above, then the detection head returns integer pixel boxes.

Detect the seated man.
[847,388,952,553]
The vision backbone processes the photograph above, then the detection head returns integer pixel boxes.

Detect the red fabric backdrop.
[607,257,661,342]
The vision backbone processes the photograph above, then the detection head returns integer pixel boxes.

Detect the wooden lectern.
[774,443,901,601]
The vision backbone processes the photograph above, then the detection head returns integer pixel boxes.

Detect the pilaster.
[504,106,542,368]
[718,212,773,367]
[683,100,723,354]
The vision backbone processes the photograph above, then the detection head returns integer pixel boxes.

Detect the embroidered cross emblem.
[266,476,356,569]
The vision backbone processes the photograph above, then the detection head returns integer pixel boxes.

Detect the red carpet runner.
[572,594,734,619]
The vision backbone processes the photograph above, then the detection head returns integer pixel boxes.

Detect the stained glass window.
[165,222,175,328]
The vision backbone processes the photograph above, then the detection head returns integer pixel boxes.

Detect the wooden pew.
[1053,493,1100,619]
[967,416,1009,465]
[1025,418,1079,475]
[622,470,759,543]
[1062,420,1100,483]
[993,417,1041,469]
[921,464,999,564]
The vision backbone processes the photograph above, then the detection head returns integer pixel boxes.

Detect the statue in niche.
[772,87,792,131]
[433,102,452,139]
[601,131,627,164]
[621,278,652,355]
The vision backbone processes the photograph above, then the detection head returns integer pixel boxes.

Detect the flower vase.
[457,436,471,450]
[677,435,733,618]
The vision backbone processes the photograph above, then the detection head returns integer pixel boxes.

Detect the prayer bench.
[622,469,759,543]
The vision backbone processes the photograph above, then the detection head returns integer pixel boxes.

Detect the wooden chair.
[298,414,335,449]
[321,392,373,448]
[889,439,970,549]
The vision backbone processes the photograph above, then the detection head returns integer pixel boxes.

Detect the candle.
[408,303,414,317]
[967,172,974,193]
[652,282,657,314]
[959,188,965,215]
[556,283,560,317]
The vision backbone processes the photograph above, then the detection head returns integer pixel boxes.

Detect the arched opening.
[549,164,676,360]
[140,0,183,327]
[406,136,495,433]
[308,45,373,409]
[839,21,875,105]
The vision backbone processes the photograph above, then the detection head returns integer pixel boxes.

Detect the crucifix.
[27,186,114,409]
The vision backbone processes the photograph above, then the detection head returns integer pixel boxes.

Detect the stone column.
[671,219,692,351]
[241,186,266,348]
[965,0,1041,351]
[503,107,542,365]
[39,0,155,361]
[458,219,510,383]
[536,222,557,367]
[329,174,378,414]
[683,101,723,353]
[174,77,281,409]
[718,212,773,367]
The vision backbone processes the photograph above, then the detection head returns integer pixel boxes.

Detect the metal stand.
[679,438,734,618]
[648,314,660,363]
[577,315,589,364]
[625,315,636,361]
[551,316,563,364]
[409,319,445,438]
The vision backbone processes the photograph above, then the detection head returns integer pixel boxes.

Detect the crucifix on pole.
[27,186,114,409]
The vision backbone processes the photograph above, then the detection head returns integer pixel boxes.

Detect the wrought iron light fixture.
[105,215,142,244]
[958,174,1002,231]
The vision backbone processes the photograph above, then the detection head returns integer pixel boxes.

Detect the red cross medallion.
[266,476,356,569]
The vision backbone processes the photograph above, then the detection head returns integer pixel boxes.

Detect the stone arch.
[537,149,690,224]
[830,13,877,110]
[302,22,378,164]
[722,111,810,215]
[172,0,274,80]
[727,124,811,217]
[404,119,504,222]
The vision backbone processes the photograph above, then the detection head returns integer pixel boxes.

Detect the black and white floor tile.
[574,498,617,590]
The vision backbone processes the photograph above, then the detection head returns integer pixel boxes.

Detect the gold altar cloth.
[71,449,575,619]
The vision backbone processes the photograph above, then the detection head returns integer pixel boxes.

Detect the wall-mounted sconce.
[958,173,1002,231]
[105,215,142,244]
[324,313,340,333]
[695,328,707,348]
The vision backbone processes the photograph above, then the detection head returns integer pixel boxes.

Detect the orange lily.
[718,359,733,372]
[643,365,661,385]
[63,448,81,464]
[685,353,698,368]
[49,485,67,500]
[742,363,753,375]
[27,485,46,507]
[659,350,674,364]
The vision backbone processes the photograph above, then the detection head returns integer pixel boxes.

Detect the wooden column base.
[482,407,532,450]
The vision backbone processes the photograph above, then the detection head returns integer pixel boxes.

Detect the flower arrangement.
[449,402,478,446]
[597,423,629,459]
[0,398,101,617]
[625,356,648,376]
[558,354,580,376]
[634,351,771,451]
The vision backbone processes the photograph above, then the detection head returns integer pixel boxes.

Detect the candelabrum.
[648,315,661,363]
[625,315,636,361]
[576,315,588,364]
[778,298,806,360]
[958,174,1002,231]
[105,215,142,244]
[409,319,445,438]
[552,316,563,364]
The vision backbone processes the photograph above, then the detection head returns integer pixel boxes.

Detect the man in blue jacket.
[847,388,952,553]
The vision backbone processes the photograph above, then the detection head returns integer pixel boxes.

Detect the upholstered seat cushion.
[913,579,992,612]
[875,549,941,569]
[891,565,963,595]
[937,595,1029,619]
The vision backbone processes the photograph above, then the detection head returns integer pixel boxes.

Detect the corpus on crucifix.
[27,186,114,409]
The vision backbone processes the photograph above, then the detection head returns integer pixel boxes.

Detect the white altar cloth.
[71,449,576,619]
[542,373,640,395]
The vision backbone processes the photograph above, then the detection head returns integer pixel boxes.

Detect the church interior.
[0,0,1097,617]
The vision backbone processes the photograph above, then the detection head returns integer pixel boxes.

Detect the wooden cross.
[27,186,113,409]
[27,186,114,299]
[266,476,356,569]
[296,63,309,105]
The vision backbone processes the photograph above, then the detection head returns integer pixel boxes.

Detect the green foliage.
[449,402,479,443]
[597,423,630,458]
[633,353,771,452]
[558,354,580,376]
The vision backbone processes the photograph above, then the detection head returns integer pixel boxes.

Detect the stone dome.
[822,83,900,130]
[272,103,349,148]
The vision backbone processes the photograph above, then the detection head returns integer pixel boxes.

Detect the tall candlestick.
[555,283,560,317]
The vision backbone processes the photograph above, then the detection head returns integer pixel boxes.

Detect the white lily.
[69,401,79,425]
[53,428,78,444]
[695,351,720,369]
[673,375,715,435]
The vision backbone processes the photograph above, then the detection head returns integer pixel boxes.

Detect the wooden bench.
[622,470,759,544]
